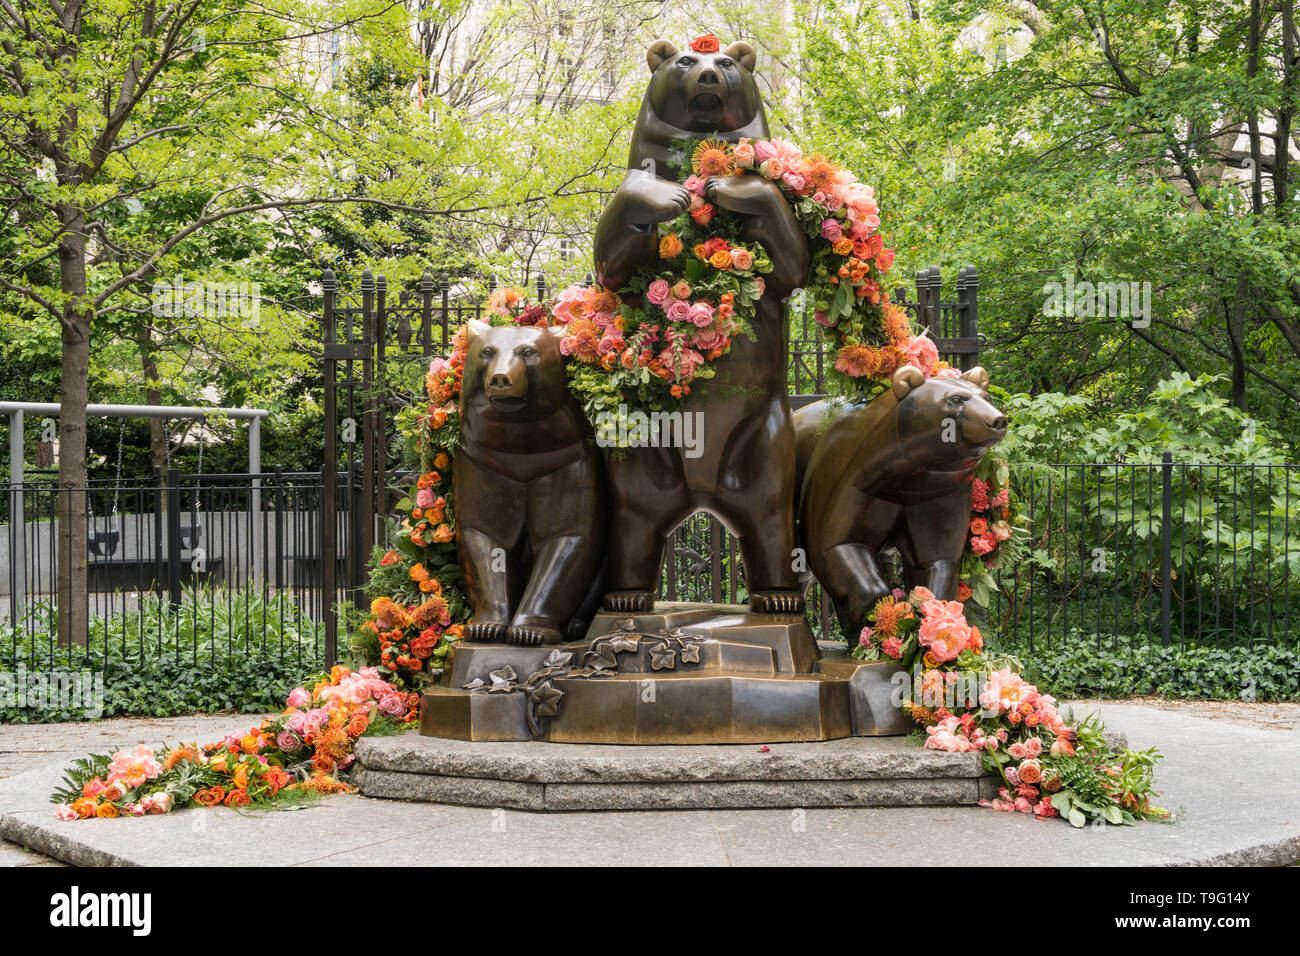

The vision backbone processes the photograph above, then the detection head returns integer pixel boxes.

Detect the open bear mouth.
[689,92,723,111]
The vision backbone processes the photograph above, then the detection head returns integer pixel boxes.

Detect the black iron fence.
[3,456,1296,673]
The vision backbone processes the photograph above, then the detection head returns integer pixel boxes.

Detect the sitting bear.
[454,321,605,646]
[794,365,1007,636]
[593,38,811,615]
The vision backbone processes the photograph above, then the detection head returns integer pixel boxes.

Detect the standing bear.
[593,37,810,615]
[454,321,605,646]
[794,365,1007,636]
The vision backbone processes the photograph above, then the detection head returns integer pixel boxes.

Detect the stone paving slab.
[0,703,1297,866]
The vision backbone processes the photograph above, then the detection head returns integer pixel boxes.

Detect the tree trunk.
[56,206,91,646]
[138,325,166,476]
[1227,278,1251,412]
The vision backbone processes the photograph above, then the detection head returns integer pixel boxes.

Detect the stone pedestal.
[420,602,914,744]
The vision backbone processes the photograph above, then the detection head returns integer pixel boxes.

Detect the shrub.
[1,588,325,723]
[1008,636,1300,701]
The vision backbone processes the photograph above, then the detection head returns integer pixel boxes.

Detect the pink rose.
[378,693,408,717]
[665,299,692,323]
[752,140,777,163]
[902,335,940,377]
[683,175,706,196]
[646,279,671,306]
[286,686,311,709]
[55,805,78,821]
[820,218,844,241]
[689,302,714,328]
[415,488,435,509]
[671,281,691,299]
[760,158,785,180]
[729,247,754,270]
[276,731,303,752]
[733,141,755,167]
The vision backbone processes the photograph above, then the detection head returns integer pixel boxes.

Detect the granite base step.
[353,734,1000,811]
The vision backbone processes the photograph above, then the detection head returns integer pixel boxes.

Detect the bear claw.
[749,590,805,615]
[507,625,562,646]
[602,591,655,613]
[465,622,508,643]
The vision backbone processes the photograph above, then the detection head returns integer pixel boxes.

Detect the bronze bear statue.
[593,38,811,615]
[794,365,1007,636]
[454,321,605,645]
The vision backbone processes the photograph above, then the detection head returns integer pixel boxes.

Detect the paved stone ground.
[1,701,1297,866]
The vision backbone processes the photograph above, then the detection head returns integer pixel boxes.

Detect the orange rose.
[690,33,720,53]
[348,713,370,738]
[709,249,732,270]
[95,803,120,819]
[433,452,450,470]
[224,789,251,807]
[1018,758,1043,784]
[832,237,854,256]
[432,524,454,543]
[659,233,683,258]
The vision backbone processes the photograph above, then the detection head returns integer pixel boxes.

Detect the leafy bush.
[1,588,325,723]
[985,374,1300,646]
[1008,636,1300,702]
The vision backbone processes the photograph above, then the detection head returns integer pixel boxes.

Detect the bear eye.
[718,58,733,68]
[516,346,537,358]
[677,56,695,67]
[948,394,966,406]
[480,346,496,358]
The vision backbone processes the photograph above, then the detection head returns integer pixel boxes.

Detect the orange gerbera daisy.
[804,154,840,192]
[691,138,735,178]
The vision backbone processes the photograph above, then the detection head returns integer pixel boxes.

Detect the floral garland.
[549,132,944,419]
[852,587,1166,827]
[351,289,553,689]
[51,666,420,819]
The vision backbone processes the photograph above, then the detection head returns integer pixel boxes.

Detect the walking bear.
[454,321,605,646]
[593,38,811,615]
[794,365,1007,636]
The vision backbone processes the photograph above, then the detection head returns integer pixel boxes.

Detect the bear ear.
[724,41,757,72]
[891,365,925,400]
[542,324,567,347]
[961,366,990,392]
[466,319,490,345]
[646,39,678,73]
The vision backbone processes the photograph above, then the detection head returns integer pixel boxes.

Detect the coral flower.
[692,138,736,178]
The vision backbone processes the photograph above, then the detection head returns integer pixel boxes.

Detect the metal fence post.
[167,470,182,607]
[1160,451,1173,646]
[8,408,25,628]
[321,270,338,665]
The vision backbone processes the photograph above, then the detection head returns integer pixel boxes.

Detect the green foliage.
[798,0,1300,449]
[985,374,1300,645]
[1010,638,1300,701]
[1,589,325,722]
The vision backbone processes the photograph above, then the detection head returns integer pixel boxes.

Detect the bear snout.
[486,370,526,400]
[961,411,1008,445]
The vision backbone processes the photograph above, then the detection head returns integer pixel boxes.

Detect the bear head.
[892,365,1008,461]
[642,38,763,135]
[460,321,570,420]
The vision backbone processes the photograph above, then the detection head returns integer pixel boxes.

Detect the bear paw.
[507,624,562,646]
[602,590,655,613]
[749,590,805,615]
[464,621,508,643]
